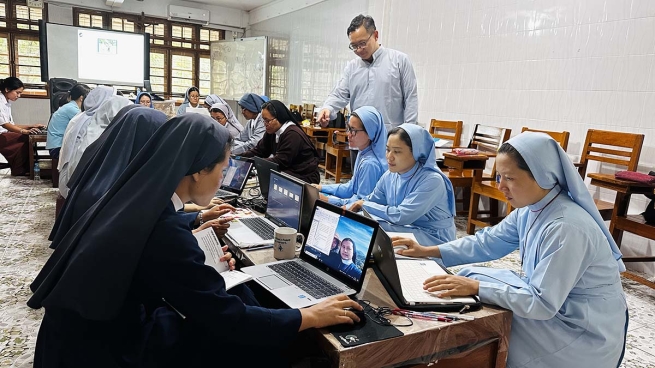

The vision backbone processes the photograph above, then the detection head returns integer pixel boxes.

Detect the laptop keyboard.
[215,188,236,197]
[240,217,276,240]
[268,262,343,299]
[397,261,445,302]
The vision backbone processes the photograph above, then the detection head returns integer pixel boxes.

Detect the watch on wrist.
[198,211,204,225]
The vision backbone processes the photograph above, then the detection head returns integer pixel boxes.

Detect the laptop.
[252,156,279,201]
[225,170,303,248]
[215,157,253,200]
[367,214,480,309]
[242,200,379,308]
[272,171,320,238]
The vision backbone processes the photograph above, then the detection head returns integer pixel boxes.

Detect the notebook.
[368,221,481,311]
[215,157,253,200]
[225,170,303,248]
[242,200,379,308]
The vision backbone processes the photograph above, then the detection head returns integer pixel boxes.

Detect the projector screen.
[41,22,149,87]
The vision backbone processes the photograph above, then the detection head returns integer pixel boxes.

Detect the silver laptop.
[367,217,478,306]
[242,200,379,308]
[215,157,253,200]
[226,170,304,248]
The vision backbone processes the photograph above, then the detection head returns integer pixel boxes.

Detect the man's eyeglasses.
[348,33,374,51]
[346,124,365,137]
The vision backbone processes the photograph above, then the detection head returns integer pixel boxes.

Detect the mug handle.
[295,233,305,250]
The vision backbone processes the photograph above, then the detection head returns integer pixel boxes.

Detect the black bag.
[642,171,655,224]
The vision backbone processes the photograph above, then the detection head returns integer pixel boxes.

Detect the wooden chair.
[323,128,351,183]
[430,119,463,147]
[28,134,53,180]
[443,124,511,216]
[577,129,644,220]
[467,127,570,234]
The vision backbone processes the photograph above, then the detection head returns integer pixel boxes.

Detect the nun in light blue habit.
[358,123,456,245]
[435,132,628,368]
[320,106,387,206]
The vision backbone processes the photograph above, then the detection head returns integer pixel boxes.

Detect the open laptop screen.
[303,206,376,284]
[267,171,303,230]
[221,158,252,192]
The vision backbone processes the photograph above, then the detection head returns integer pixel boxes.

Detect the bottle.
[34,161,40,180]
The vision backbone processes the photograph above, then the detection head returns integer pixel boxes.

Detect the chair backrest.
[468,124,511,154]
[521,127,570,150]
[578,129,644,178]
[430,119,463,147]
[303,103,315,120]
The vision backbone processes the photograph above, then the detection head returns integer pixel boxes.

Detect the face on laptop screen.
[221,158,250,190]
[303,206,375,283]
[267,172,303,229]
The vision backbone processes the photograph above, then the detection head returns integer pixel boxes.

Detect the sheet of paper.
[194,228,253,289]
[186,107,210,116]
[194,228,229,273]
[434,138,451,148]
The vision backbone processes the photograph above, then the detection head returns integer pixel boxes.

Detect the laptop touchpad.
[259,275,290,290]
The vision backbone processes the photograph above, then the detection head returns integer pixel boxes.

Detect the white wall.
[12,98,51,127]
[250,0,655,276]
[248,0,369,104]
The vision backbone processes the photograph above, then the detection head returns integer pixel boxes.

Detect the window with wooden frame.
[0,0,46,93]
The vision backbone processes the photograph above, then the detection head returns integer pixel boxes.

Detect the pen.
[393,310,454,322]
[245,244,274,252]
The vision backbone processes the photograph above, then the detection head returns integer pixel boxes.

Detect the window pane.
[199,57,210,95]
[172,26,182,38]
[183,27,192,39]
[200,29,208,41]
[171,54,193,94]
[0,22,5,28]
[0,35,8,79]
[149,51,166,93]
[30,7,42,20]
[79,14,90,27]
[124,20,134,32]
[92,15,103,28]
[111,18,123,30]
[0,3,5,18]
[15,5,29,20]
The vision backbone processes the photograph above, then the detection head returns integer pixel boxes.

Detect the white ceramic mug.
[273,227,304,260]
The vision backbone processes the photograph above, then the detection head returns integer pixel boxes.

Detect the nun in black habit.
[240,100,321,184]
[28,113,362,368]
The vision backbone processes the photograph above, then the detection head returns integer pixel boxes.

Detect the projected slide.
[77,29,144,85]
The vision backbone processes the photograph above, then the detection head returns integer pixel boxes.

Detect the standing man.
[317,14,418,130]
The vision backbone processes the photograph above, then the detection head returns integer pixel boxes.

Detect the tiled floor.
[1,168,654,367]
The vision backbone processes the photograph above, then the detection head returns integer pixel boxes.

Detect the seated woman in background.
[0,77,46,176]
[314,106,387,206]
[46,84,90,159]
[176,86,201,115]
[393,132,628,368]
[233,93,266,155]
[29,113,362,367]
[135,91,153,107]
[349,124,456,245]
[209,102,243,138]
[58,86,117,198]
[240,100,320,184]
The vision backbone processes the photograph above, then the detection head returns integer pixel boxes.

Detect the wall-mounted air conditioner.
[168,5,210,25]
[106,0,124,6]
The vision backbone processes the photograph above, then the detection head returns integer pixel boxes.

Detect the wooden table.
[228,243,512,368]
[587,173,655,288]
